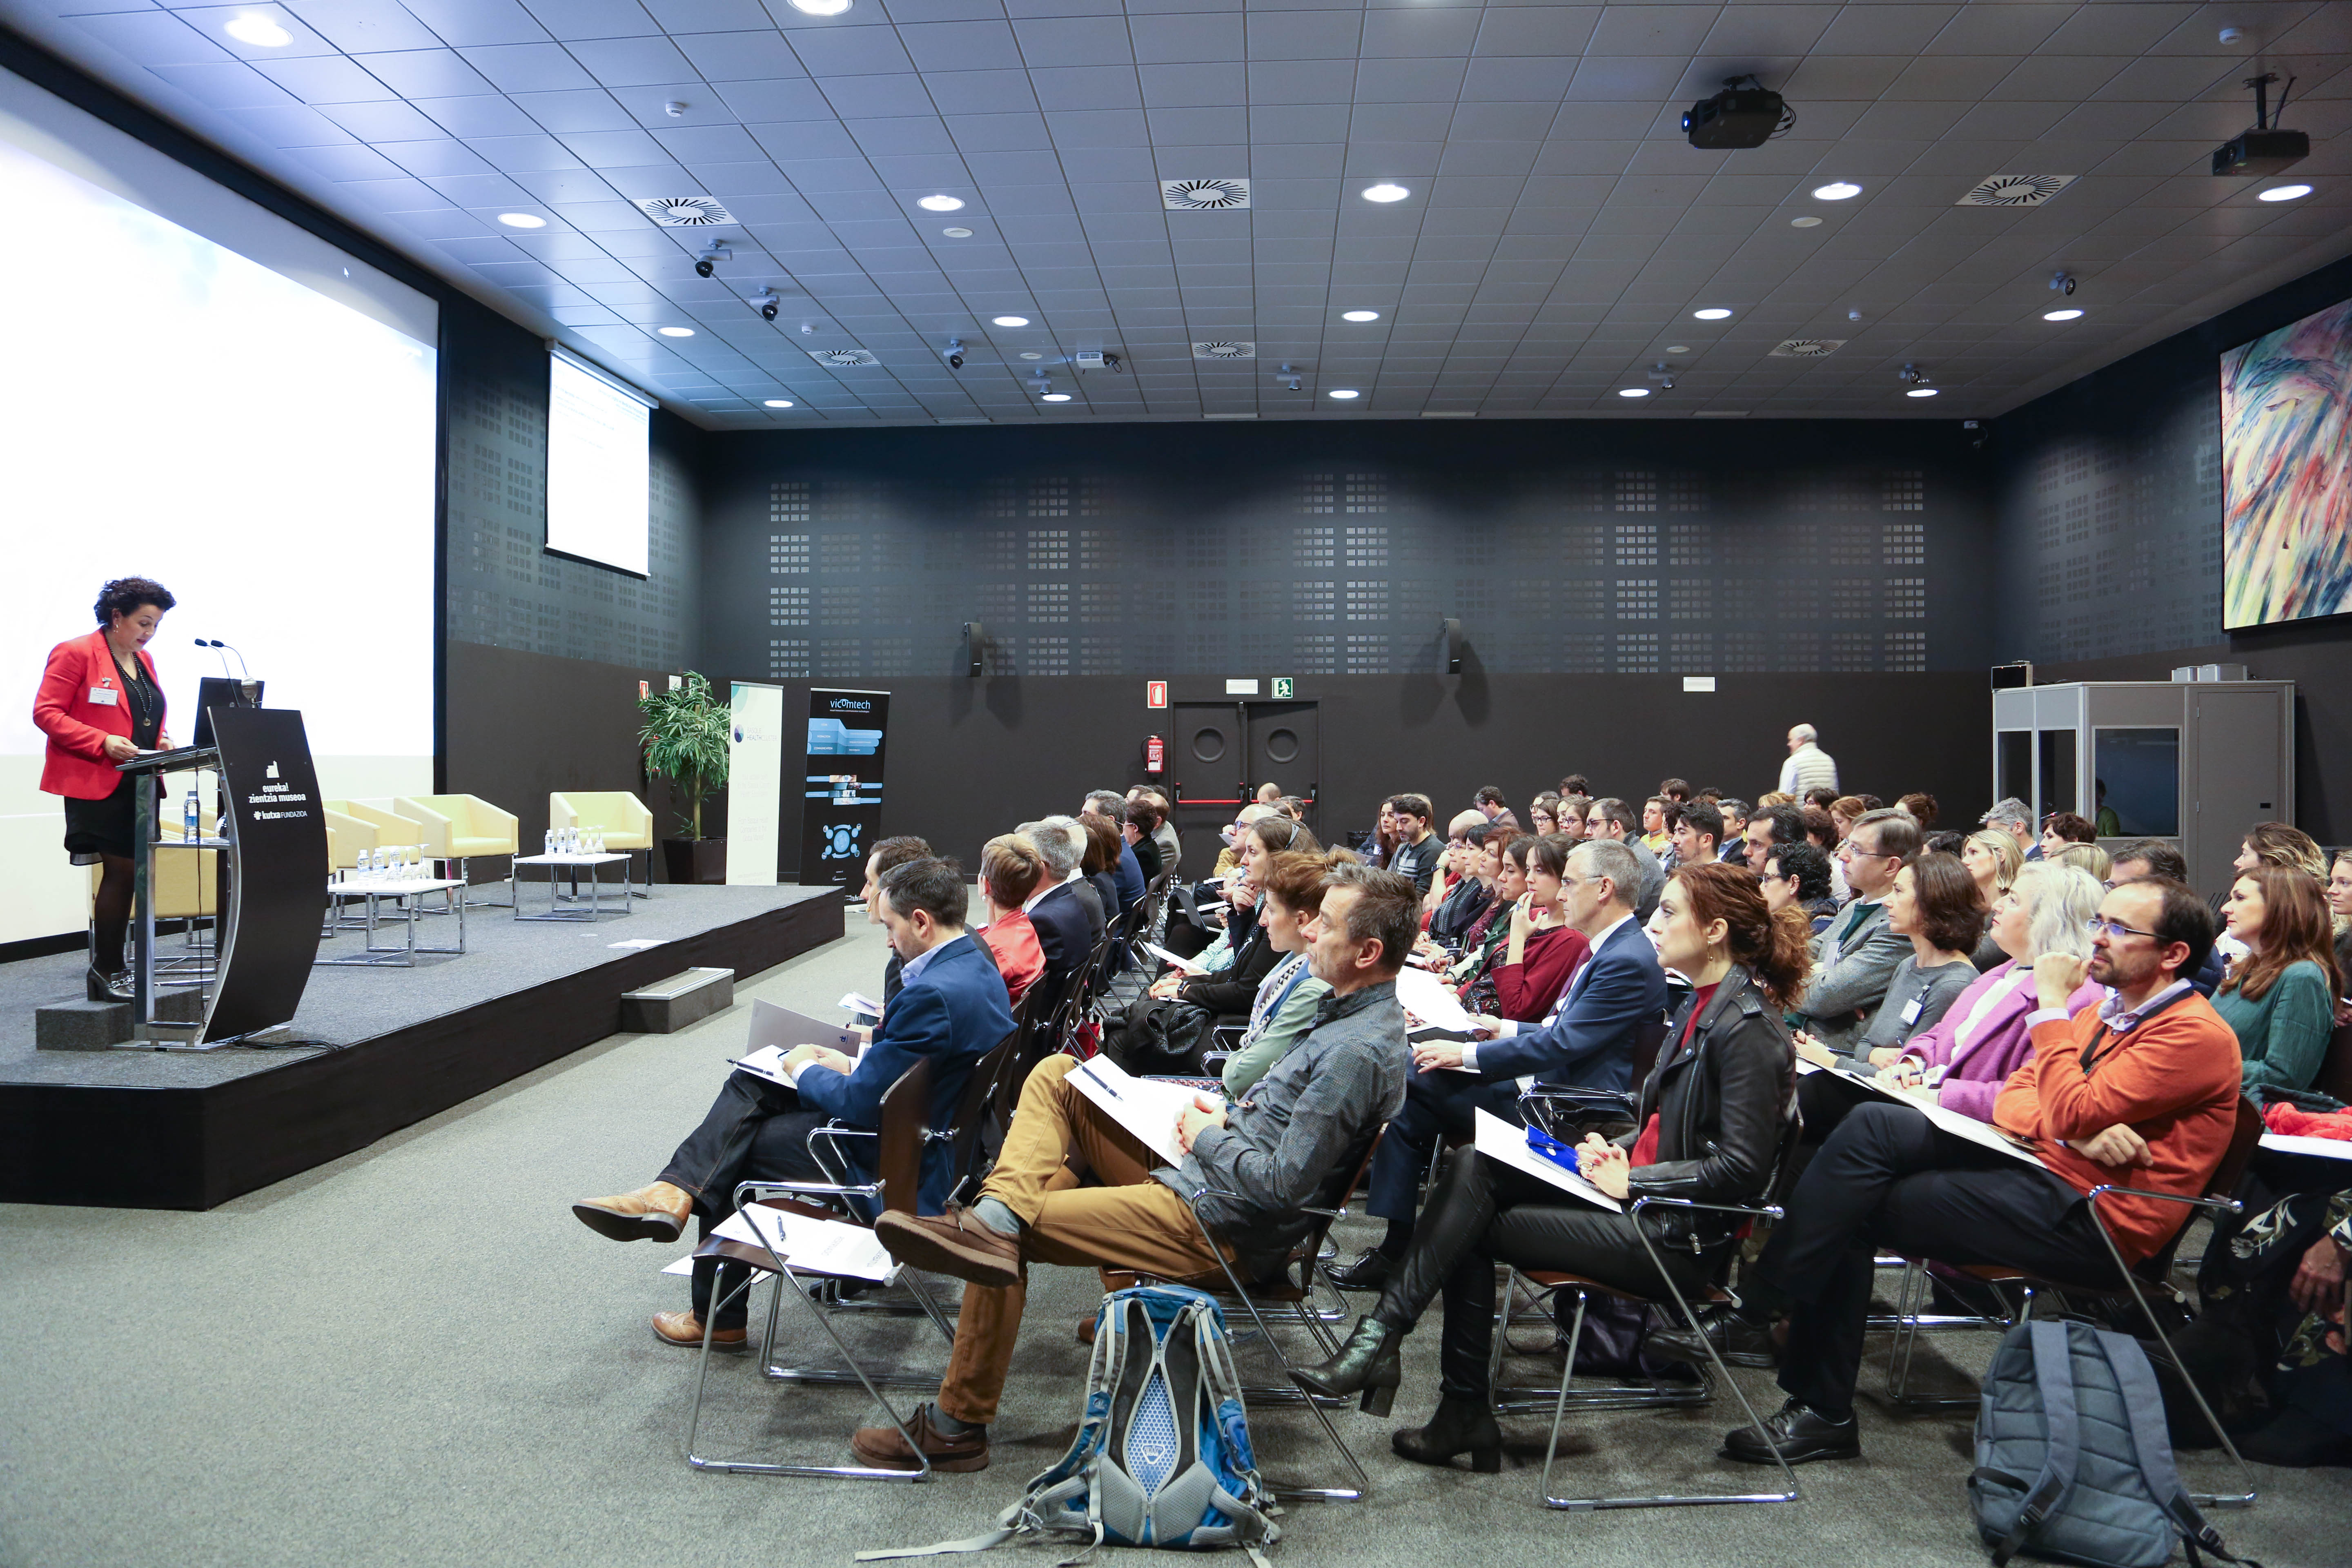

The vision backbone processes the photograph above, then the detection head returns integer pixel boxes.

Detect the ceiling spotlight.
[495,212,546,229]
[941,226,974,237]
[1692,307,1733,321]
[1791,215,1823,227]
[223,13,294,47]
[1846,309,1863,322]
[751,288,781,321]
[693,239,730,278]
[917,194,964,211]
[786,0,851,13]
[2258,184,2312,201]
[1906,387,1940,398]
[2049,270,2077,296]
[1041,392,1072,402]
[763,399,794,408]
[1360,183,1410,203]
[657,326,695,337]
[1328,389,1361,399]
[2044,308,2085,322]
[1812,181,1862,200]
[1617,387,1651,398]
[992,314,1030,327]
[1342,310,1381,322]
[1018,351,1044,360]
[1897,362,1928,385]
[943,337,964,370]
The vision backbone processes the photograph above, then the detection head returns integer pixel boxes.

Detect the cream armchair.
[394,794,520,905]
[550,791,654,895]
[326,800,427,862]
[322,805,374,871]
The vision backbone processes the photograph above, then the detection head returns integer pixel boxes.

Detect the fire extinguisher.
[1144,735,1165,776]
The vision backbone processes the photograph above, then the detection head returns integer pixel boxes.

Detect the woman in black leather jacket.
[1296,860,1807,1470]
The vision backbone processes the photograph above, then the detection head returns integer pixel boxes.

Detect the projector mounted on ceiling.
[1683,75,1793,150]
[2212,71,2307,176]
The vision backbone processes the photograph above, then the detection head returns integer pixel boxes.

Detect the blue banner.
[800,688,889,882]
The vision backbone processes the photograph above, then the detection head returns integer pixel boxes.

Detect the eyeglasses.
[2084,915,2162,942]
[1839,842,1889,860]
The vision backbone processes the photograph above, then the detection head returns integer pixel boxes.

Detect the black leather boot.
[1294,1317,1403,1414]
[1392,1397,1503,1472]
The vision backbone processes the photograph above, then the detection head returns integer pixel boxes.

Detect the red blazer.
[35,630,163,800]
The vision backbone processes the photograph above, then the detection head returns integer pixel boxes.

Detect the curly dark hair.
[1670,860,1813,1010]
[95,577,175,625]
[1903,852,1988,956]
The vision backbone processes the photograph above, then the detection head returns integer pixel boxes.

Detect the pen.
[1082,1062,1124,1102]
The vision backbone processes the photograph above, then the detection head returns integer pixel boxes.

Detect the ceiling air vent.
[1769,339,1845,358]
[1163,178,1250,210]
[1192,341,1255,360]
[809,348,880,367]
[1956,174,2078,208]
[634,196,734,226]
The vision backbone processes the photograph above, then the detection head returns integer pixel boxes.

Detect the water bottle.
[183,788,199,844]
[543,828,555,856]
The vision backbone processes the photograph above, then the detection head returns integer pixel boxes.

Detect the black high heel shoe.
[1391,1397,1503,1473]
[86,965,131,1003]
[1294,1317,1403,1415]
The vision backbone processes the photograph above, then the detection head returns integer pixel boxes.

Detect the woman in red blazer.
[34,576,176,1000]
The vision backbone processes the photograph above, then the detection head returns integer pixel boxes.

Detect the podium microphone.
[195,637,234,678]
[197,638,251,679]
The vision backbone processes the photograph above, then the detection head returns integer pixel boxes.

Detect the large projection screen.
[546,351,652,578]
[2220,296,2352,630]
[0,68,439,944]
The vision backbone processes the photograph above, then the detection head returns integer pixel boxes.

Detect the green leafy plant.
[637,672,731,840]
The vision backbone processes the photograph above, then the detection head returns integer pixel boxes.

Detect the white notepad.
[1472,1107,1622,1211]
[1065,1054,1205,1167]
[1394,966,1475,1033]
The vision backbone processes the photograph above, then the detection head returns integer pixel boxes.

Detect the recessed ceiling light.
[1665,345,1689,354]
[1328,388,1361,399]
[763,399,794,408]
[941,226,973,238]
[223,13,293,47]
[1905,387,1939,398]
[991,315,1030,327]
[496,212,547,229]
[917,194,964,211]
[657,326,694,337]
[1617,387,1651,398]
[1692,307,1733,321]
[1812,181,1862,200]
[1791,215,1824,228]
[1360,183,1410,203]
[786,0,851,13]
[1018,351,1044,360]
[1341,310,1381,322]
[2258,184,2313,202]
[2043,308,2085,321]
[1040,392,1072,402]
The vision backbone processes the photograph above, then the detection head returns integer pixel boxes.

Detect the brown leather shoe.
[573,1181,692,1243]
[651,1309,748,1353]
[874,1206,1020,1289]
[851,1403,990,1473]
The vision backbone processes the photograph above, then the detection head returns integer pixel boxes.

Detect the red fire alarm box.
[1144,735,1165,776]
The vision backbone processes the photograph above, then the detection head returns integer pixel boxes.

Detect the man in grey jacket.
[1786,808,1919,1056]
[853,863,1416,1471]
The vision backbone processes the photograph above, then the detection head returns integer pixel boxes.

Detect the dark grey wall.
[1989,253,2352,840]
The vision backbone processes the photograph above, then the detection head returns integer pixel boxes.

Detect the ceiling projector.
[2213,71,2307,175]
[1684,76,1787,149]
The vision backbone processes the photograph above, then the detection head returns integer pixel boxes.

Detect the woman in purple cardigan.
[1883,862,2106,1120]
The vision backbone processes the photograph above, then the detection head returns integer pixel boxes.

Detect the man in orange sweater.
[1719,876,2238,1465]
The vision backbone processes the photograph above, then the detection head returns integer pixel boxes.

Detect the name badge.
[1900,998,1923,1025]
[88,686,119,706]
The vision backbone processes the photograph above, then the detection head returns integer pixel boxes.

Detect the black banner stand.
[114,707,328,1049]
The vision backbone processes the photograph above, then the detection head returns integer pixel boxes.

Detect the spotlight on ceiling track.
[693,239,730,278]
[751,287,780,321]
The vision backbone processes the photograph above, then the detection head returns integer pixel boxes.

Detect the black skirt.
[63,774,152,863]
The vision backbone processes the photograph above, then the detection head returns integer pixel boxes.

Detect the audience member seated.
[1216,849,1344,1096]
[1784,808,1920,1056]
[858,835,936,1013]
[1640,795,1674,858]
[1800,851,1982,1072]
[1554,793,1592,842]
[1127,786,1181,881]
[1085,795,1147,907]
[1828,796,1864,844]
[1900,792,1939,829]
[1119,797,1163,882]
[2330,849,2352,995]
[1693,876,2239,1467]
[974,835,1049,1008]
[2040,811,2098,860]
[1760,840,1840,934]
[1487,833,1590,1025]
[849,864,1415,1472]
[1022,818,1098,1000]
[1922,829,1968,857]
[1149,820,1317,1032]
[1368,797,1402,870]
[2182,1181,2352,1468]
[2051,841,2113,883]
[1740,803,1808,883]
[1961,828,2025,971]
[1425,809,1488,919]
[1528,793,1560,836]
[1295,861,1806,1462]
[1210,803,1267,881]
[1980,796,2038,863]
[2216,864,2342,1098]
[1584,797,1665,920]
[570,857,1014,1351]
[2109,837,2224,998]
[1387,794,1444,895]
[1444,832,1529,1016]
[1671,800,1724,868]
[1328,839,1666,1293]
[1076,812,1127,929]
[1426,822,1496,944]
[2236,820,2331,885]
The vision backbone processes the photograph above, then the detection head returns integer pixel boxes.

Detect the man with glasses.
[1719,875,2239,1466]
[1784,807,1918,1056]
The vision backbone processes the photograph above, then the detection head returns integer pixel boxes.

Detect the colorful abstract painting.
[2220,296,2352,629]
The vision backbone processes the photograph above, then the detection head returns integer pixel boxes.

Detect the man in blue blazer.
[1023,817,1098,1002]
[572,855,1014,1350]
[1329,837,1669,1292]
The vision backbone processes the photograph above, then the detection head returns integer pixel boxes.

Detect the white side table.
[514,852,633,921]
[318,873,466,965]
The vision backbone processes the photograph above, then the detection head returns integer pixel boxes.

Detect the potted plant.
[639,671,730,884]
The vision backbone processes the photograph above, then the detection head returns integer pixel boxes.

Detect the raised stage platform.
[0,884,844,1210]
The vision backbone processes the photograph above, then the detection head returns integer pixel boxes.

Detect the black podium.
[117,708,329,1049]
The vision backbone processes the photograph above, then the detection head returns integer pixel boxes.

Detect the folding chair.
[682,1058,952,1480]
[1514,1096,1809,1512]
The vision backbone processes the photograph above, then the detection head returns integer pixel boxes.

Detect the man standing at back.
[1786,806,1917,1056]
[1778,724,1839,798]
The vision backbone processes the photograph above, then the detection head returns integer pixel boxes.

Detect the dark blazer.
[1028,880,1096,997]
[1112,840,1146,912]
[1615,966,1794,1251]
[1131,834,1163,884]
[1474,915,1668,1089]
[793,933,1013,1214]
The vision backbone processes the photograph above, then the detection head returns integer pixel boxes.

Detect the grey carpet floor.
[1,911,2338,1568]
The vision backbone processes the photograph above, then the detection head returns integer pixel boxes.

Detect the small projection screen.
[546,350,652,578]
[2219,295,2352,630]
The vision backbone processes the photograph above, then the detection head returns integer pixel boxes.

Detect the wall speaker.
[1441,616,1462,675]
[962,621,986,677]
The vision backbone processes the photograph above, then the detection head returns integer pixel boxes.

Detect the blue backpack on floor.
[1969,1320,2259,1568]
[862,1285,1280,1567]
